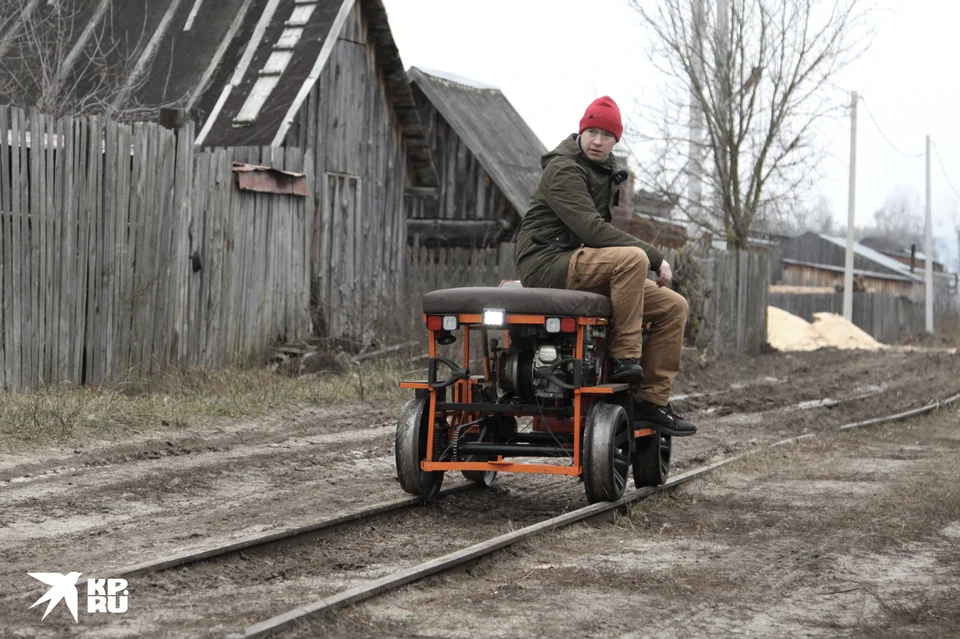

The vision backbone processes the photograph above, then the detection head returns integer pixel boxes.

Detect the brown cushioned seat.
[422,287,611,317]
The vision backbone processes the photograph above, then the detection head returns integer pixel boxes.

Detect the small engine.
[493,326,605,400]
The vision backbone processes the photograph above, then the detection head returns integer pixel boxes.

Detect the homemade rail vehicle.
[396,284,671,504]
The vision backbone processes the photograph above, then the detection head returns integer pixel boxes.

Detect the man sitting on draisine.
[515,96,696,437]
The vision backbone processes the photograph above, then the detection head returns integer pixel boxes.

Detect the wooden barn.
[774,232,922,297]
[405,67,545,250]
[3,0,440,341]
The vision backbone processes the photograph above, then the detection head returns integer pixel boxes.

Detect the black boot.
[610,358,644,382]
[634,399,697,437]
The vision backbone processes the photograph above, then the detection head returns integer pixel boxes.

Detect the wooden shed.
[405,67,545,249]
[775,232,923,297]
[10,0,440,341]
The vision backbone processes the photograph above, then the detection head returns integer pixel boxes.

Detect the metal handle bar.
[428,357,470,389]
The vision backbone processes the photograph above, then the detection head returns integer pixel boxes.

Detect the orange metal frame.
[399,312,654,478]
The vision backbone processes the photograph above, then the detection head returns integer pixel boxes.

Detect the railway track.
[96,389,960,639]
[108,381,905,581]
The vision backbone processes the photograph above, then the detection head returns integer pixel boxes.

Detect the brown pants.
[566,246,688,405]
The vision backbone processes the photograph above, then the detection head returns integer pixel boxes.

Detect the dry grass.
[0,358,414,451]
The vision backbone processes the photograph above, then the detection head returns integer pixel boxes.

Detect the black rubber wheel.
[632,430,671,487]
[582,400,631,503]
[461,468,497,487]
[395,398,444,500]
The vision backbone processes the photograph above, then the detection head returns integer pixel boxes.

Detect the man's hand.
[657,261,673,287]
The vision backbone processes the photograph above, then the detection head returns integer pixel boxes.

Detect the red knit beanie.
[579,96,623,141]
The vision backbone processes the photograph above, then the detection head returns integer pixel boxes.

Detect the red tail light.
[426,315,443,331]
[561,317,577,332]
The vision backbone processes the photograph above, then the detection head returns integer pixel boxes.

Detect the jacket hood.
[541,134,617,171]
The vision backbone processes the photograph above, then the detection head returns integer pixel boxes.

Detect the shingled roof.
[13,0,436,186]
[408,67,545,214]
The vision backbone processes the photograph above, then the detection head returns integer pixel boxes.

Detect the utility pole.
[687,0,705,228]
[716,0,730,226]
[843,91,857,322]
[925,135,934,333]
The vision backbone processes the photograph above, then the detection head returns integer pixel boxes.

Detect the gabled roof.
[408,67,545,215]
[816,233,922,282]
[14,0,437,185]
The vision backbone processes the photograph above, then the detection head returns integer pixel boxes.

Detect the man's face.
[579,128,617,162]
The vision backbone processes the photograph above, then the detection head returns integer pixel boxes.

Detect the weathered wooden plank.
[298,151,314,339]
[127,122,148,374]
[317,172,332,334]
[199,151,215,366]
[236,167,255,360]
[22,108,38,384]
[151,129,176,372]
[188,150,208,366]
[736,251,748,356]
[41,114,57,382]
[0,106,9,389]
[85,117,104,384]
[327,174,341,335]
[212,149,230,365]
[100,119,118,381]
[56,116,76,382]
[203,150,223,366]
[277,150,290,339]
[171,124,193,368]
[250,191,267,358]
[80,117,98,383]
[191,150,209,365]
[11,108,29,386]
[25,110,40,385]
[230,179,245,360]
[115,122,135,374]
[130,121,149,373]
[69,116,89,382]
[217,149,234,365]
[216,150,235,361]
[141,124,163,373]
[266,146,280,346]
[30,111,49,383]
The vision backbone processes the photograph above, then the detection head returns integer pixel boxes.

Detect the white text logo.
[28,573,129,622]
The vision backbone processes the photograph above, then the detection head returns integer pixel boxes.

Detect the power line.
[859,96,924,159]
[931,141,960,199]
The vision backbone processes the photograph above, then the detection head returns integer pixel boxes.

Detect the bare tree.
[857,188,923,249]
[0,0,175,120]
[763,192,835,236]
[629,0,874,250]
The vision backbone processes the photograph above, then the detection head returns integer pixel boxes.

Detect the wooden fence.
[768,291,923,344]
[405,241,517,330]
[405,242,769,357]
[695,250,770,357]
[0,108,312,390]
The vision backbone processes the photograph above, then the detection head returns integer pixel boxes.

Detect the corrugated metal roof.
[817,234,923,282]
[408,67,545,215]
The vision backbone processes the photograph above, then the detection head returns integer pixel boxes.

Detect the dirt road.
[2,348,959,637]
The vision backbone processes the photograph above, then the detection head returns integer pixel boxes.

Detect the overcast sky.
[382,0,960,265]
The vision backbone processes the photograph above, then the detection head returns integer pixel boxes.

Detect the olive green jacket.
[515,134,664,288]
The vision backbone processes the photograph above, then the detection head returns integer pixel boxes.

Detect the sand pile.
[767,306,822,351]
[767,306,884,352]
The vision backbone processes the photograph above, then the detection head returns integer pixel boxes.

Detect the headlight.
[482,309,505,326]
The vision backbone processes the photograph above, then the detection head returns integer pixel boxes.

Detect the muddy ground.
[2,347,959,637]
